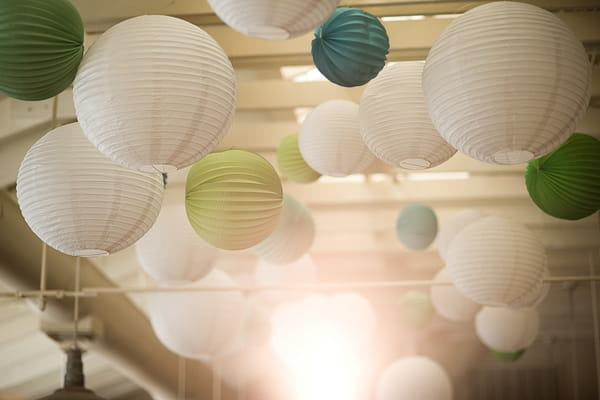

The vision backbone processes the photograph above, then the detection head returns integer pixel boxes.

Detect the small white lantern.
[254,255,318,306]
[135,204,218,284]
[16,122,163,257]
[207,0,339,40]
[446,216,547,307]
[74,15,237,172]
[299,100,375,177]
[376,356,453,400]
[437,209,487,262]
[360,61,456,169]
[430,268,481,322]
[475,307,540,353]
[423,1,591,164]
[252,194,315,265]
[148,269,245,361]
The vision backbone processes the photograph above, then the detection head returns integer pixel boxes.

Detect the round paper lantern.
[149,269,245,361]
[16,123,163,257]
[277,134,321,183]
[491,349,526,362]
[395,204,438,250]
[437,210,487,261]
[252,195,315,264]
[299,100,375,176]
[135,204,218,283]
[398,290,434,329]
[430,268,481,322]
[446,216,547,307]
[475,307,539,354]
[0,0,84,101]
[312,7,389,87]
[376,356,453,400]
[73,15,236,172]
[207,0,339,39]
[526,133,600,220]
[423,1,591,164]
[254,255,318,306]
[510,268,551,309]
[359,61,456,169]
[185,149,283,250]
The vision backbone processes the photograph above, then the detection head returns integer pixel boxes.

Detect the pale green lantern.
[399,290,434,329]
[186,149,283,250]
[277,134,321,183]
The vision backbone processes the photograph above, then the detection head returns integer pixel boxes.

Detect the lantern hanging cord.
[2,275,600,299]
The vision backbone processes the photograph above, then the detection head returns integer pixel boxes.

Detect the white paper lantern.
[16,122,163,257]
[423,1,591,164]
[207,0,339,39]
[254,255,317,306]
[446,216,547,307]
[135,204,218,284]
[299,100,375,177]
[252,194,315,264]
[437,210,487,261]
[360,61,456,169]
[149,269,245,361]
[73,15,236,172]
[510,268,551,309]
[475,307,540,353]
[430,268,481,321]
[376,356,453,400]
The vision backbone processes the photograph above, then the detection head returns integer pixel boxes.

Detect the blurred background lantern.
[277,134,321,184]
[436,209,487,262]
[430,268,481,322]
[475,307,540,358]
[398,290,434,329]
[395,204,438,250]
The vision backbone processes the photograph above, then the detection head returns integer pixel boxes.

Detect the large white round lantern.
[475,307,540,353]
[437,209,487,261]
[135,204,218,283]
[360,61,456,169]
[511,268,551,309]
[430,268,481,322]
[423,1,591,164]
[252,194,315,265]
[148,269,245,361]
[446,216,546,307]
[16,122,163,257]
[207,0,339,40]
[73,15,237,172]
[254,255,318,306]
[376,356,453,400]
[299,100,375,177]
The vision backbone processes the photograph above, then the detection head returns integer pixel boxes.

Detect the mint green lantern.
[395,204,438,250]
[0,0,84,100]
[186,149,283,251]
[526,133,600,220]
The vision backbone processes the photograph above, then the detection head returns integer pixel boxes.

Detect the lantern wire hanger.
[37,257,107,400]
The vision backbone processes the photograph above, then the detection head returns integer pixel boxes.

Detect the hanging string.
[177,356,186,400]
[73,256,81,349]
[38,242,47,311]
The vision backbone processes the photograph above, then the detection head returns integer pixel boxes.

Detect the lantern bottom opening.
[399,158,431,170]
[73,249,110,257]
[139,164,178,173]
[492,150,534,164]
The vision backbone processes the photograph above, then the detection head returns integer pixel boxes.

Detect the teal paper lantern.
[312,7,389,87]
[526,133,600,220]
[0,0,84,100]
[395,204,438,250]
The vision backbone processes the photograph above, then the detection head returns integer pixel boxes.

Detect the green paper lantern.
[526,133,600,220]
[312,7,389,87]
[277,134,321,184]
[490,348,526,362]
[186,149,284,251]
[398,290,434,329]
[0,0,84,100]
[395,204,438,250]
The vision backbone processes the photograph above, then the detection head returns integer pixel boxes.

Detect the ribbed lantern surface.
[475,307,540,353]
[360,61,456,169]
[73,15,237,172]
[446,216,547,307]
[437,209,487,261]
[16,123,164,257]
[277,134,321,183]
[0,0,84,100]
[430,268,481,322]
[252,194,315,265]
[207,0,339,39]
[185,149,283,250]
[423,1,591,164]
[299,100,375,177]
[135,204,218,283]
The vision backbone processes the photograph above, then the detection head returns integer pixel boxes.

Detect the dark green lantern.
[525,133,600,220]
[0,0,84,100]
[311,7,389,87]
